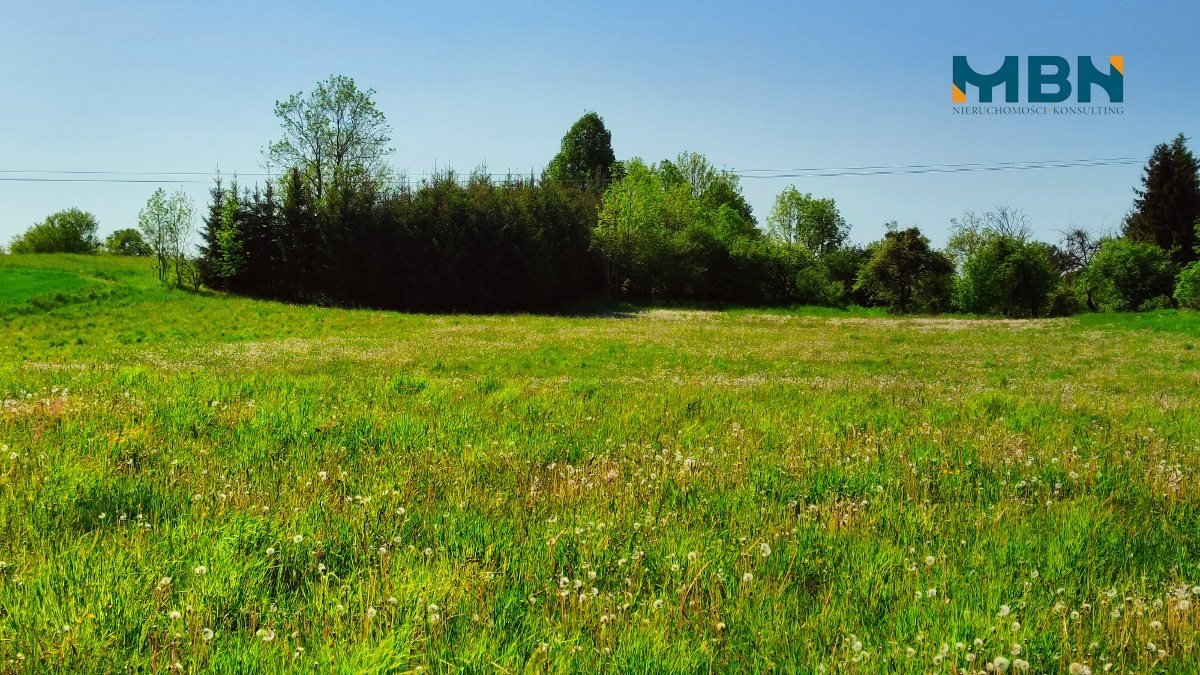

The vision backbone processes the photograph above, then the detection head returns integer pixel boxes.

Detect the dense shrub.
[1174,263,1200,309]
[1078,238,1177,311]
[592,158,840,305]
[1046,282,1085,317]
[10,209,100,254]
[955,236,1060,317]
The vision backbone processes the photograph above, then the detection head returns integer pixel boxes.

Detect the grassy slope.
[1,254,1199,673]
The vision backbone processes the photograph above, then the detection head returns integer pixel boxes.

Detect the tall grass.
[1,254,1199,672]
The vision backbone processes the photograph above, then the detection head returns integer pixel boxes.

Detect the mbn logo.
[952,56,1123,103]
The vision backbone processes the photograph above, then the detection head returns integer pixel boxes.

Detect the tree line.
[7,75,1200,315]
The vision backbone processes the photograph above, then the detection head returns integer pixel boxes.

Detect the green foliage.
[138,188,196,284]
[593,156,832,304]
[1175,263,1200,309]
[946,207,1032,268]
[765,187,848,255]
[1123,133,1200,264]
[854,227,954,313]
[592,159,690,297]
[955,236,1060,317]
[216,188,246,281]
[545,112,617,191]
[1046,281,1085,317]
[822,245,874,306]
[269,75,393,200]
[1078,238,1177,311]
[103,228,152,256]
[203,170,599,311]
[9,208,100,254]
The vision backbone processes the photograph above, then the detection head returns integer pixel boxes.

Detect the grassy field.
[2,254,1200,673]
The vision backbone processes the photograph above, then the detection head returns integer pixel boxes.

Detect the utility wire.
[0,157,1147,184]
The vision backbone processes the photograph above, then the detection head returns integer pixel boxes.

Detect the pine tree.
[279,167,322,301]
[1124,133,1200,264]
[199,177,226,288]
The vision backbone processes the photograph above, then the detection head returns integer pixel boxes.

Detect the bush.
[822,245,873,305]
[1174,263,1200,308]
[1078,239,1177,311]
[954,236,1059,317]
[1046,282,1084,317]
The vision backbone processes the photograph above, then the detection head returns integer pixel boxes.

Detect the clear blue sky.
[2,0,1198,247]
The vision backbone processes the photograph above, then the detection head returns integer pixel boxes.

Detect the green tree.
[954,235,1059,317]
[1123,133,1200,264]
[765,187,848,255]
[822,244,873,305]
[854,227,954,313]
[9,208,100,254]
[1175,262,1200,309]
[138,188,195,284]
[197,177,227,287]
[591,160,685,296]
[660,152,755,226]
[946,206,1032,268]
[268,75,393,201]
[104,228,152,256]
[546,112,617,190]
[1078,238,1176,311]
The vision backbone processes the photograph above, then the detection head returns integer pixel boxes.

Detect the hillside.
[2,254,1200,672]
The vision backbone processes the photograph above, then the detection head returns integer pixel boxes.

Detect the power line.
[0,156,1147,184]
[732,156,1145,173]
[737,158,1144,179]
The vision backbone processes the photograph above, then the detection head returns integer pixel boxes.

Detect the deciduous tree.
[854,227,954,313]
[766,187,848,255]
[268,75,393,201]
[9,208,100,254]
[138,188,195,284]
[546,112,617,191]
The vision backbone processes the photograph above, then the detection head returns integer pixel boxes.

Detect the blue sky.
[2,0,1198,247]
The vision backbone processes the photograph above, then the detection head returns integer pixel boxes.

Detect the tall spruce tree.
[198,176,226,288]
[1123,133,1200,264]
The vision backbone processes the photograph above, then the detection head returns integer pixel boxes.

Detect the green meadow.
[2,253,1199,673]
